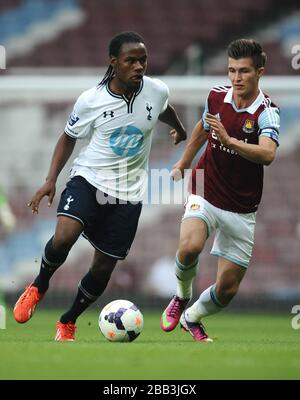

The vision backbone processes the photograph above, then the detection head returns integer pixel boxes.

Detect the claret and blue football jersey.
[192,86,280,213]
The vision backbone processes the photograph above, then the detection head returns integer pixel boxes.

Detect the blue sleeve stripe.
[258,107,280,136]
[266,107,280,129]
[260,131,278,138]
[260,126,280,134]
[202,97,210,131]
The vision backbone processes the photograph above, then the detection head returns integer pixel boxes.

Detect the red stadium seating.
[6,0,300,75]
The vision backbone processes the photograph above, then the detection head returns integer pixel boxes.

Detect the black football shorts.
[57,176,142,259]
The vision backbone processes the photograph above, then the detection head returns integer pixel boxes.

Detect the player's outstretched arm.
[28,133,76,214]
[158,104,187,145]
[171,120,208,181]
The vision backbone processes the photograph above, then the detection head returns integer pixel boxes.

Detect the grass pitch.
[0,308,299,380]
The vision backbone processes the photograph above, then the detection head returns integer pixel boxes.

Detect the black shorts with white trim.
[57,176,142,259]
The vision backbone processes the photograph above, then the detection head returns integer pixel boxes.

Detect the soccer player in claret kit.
[14,31,186,341]
[161,39,280,341]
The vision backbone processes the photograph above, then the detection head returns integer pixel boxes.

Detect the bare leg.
[215,257,246,305]
[186,257,247,321]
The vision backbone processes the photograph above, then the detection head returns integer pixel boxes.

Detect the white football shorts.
[183,194,256,268]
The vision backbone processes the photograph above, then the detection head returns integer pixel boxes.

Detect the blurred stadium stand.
[0,0,299,75]
[1,0,300,312]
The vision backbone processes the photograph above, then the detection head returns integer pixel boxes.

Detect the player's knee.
[52,232,77,253]
[90,252,117,280]
[179,237,203,260]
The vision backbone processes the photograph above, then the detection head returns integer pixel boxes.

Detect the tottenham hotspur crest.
[64,196,74,211]
[146,102,152,120]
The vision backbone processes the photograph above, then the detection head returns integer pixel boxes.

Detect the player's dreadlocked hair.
[227,39,267,69]
[98,31,145,86]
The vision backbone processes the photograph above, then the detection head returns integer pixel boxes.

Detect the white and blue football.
[98,299,143,342]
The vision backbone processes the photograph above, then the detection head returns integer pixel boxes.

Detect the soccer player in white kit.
[14,31,187,341]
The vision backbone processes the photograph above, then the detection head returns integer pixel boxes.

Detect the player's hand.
[170,128,187,145]
[170,159,191,181]
[28,180,56,214]
[205,113,232,147]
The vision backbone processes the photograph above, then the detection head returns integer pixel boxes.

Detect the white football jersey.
[65,76,169,201]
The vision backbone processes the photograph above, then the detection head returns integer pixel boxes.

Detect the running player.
[161,38,280,341]
[14,31,186,341]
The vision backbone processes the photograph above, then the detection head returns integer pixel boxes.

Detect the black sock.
[33,237,69,294]
[60,270,106,324]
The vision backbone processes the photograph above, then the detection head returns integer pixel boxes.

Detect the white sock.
[175,253,198,299]
[185,284,225,322]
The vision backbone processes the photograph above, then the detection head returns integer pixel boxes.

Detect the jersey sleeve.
[153,78,169,113]
[64,91,95,139]
[201,96,210,132]
[160,84,169,113]
[258,106,280,145]
[161,97,169,113]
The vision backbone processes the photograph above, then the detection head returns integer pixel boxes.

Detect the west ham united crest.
[242,119,255,133]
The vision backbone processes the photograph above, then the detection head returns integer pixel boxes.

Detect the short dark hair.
[227,39,267,69]
[99,31,145,86]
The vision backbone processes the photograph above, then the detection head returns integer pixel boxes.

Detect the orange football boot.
[54,321,76,341]
[13,284,44,323]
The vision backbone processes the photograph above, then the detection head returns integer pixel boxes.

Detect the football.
[98,299,143,342]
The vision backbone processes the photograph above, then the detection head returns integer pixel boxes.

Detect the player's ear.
[110,57,117,70]
[257,67,264,78]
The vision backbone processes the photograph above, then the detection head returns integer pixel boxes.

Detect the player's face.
[228,57,264,98]
[111,42,147,91]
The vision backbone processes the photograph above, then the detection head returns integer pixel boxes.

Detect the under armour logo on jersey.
[146,103,152,120]
[103,111,114,118]
[64,196,74,211]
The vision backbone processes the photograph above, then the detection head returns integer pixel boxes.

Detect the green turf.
[0,308,299,380]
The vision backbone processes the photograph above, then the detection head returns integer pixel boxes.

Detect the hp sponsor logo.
[110,125,144,157]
